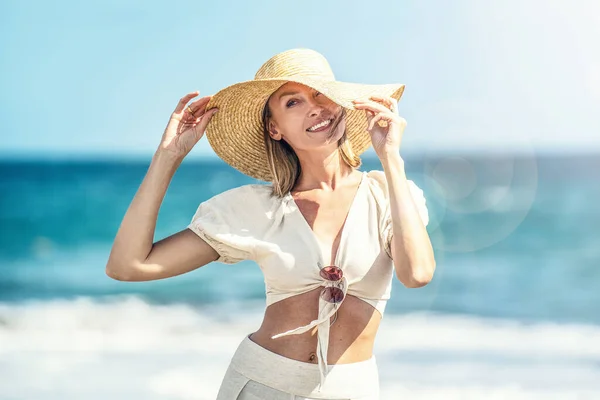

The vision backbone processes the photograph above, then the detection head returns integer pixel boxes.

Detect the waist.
[256,293,382,364]
[250,327,376,364]
[230,333,379,398]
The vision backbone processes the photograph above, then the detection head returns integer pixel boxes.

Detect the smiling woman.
[106,48,433,400]
[261,82,359,197]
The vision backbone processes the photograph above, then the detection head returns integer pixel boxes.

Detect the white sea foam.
[0,295,598,399]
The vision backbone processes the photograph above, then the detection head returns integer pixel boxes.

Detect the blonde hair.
[261,99,361,198]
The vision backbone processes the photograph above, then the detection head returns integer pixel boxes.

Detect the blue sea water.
[1,153,599,399]
[1,154,599,324]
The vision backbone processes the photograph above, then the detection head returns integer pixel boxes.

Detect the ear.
[268,121,282,141]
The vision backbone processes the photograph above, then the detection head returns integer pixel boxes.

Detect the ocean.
[0,153,599,399]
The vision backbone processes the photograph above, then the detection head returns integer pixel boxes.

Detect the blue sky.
[1,0,599,160]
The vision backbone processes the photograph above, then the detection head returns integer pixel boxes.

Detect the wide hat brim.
[203,76,405,182]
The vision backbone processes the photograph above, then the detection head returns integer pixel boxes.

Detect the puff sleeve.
[381,180,430,259]
[187,186,256,264]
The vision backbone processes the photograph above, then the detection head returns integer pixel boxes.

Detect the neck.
[294,149,355,192]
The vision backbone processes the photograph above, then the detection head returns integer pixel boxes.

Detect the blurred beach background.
[1,1,599,399]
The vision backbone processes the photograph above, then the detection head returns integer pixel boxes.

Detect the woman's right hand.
[157,91,219,160]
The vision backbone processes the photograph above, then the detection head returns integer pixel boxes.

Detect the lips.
[307,118,333,132]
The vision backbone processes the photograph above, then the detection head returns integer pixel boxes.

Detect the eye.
[286,99,298,108]
[315,91,322,97]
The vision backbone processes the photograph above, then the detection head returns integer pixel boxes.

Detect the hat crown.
[254,48,335,80]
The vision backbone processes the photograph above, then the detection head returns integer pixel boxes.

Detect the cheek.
[284,116,308,137]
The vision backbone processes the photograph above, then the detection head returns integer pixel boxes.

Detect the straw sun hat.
[203,48,406,182]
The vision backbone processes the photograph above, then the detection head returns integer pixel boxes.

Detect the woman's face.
[266,82,346,152]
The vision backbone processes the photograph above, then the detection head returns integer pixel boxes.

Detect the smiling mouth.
[307,119,334,132]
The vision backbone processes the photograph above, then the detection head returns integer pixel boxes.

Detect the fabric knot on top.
[271,274,349,391]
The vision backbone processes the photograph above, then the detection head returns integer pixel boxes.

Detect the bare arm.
[382,155,436,288]
[352,95,435,288]
[105,91,220,282]
[105,151,218,281]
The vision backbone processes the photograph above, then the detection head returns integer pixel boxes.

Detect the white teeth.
[307,119,332,131]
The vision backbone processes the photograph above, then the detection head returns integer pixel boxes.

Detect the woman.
[106,48,436,400]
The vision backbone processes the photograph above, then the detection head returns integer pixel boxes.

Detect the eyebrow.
[277,91,300,101]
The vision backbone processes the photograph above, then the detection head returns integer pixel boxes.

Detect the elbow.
[105,264,134,281]
[397,263,436,288]
[403,274,432,288]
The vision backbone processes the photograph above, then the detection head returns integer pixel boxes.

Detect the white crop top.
[187,170,429,390]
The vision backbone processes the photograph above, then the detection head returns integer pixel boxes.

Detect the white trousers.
[216,334,380,400]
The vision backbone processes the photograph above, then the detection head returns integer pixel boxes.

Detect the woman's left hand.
[352,95,406,160]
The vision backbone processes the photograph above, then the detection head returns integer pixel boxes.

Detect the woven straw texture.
[204,49,405,182]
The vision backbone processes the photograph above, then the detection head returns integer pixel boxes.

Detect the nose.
[309,104,327,118]
[308,95,332,117]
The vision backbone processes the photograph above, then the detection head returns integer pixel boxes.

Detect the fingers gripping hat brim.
[204,76,405,182]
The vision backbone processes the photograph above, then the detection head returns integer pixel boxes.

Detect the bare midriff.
[248,286,382,365]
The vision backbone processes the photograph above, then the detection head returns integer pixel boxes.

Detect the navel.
[308,352,316,362]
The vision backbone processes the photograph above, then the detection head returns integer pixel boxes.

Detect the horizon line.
[1,149,599,163]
